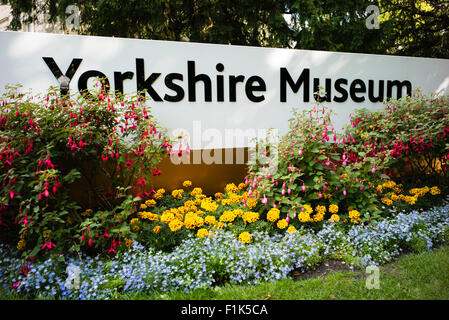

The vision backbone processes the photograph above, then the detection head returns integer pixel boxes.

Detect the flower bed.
[1,202,448,299]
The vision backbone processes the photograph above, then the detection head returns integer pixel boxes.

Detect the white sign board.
[1,31,448,149]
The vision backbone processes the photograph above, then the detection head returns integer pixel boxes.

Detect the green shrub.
[0,84,171,258]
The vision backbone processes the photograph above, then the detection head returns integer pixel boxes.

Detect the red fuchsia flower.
[20,215,29,227]
[343,189,347,197]
[41,239,56,250]
[153,169,162,176]
[88,237,93,247]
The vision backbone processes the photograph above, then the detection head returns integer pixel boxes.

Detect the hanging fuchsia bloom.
[20,216,29,227]
[287,187,291,195]
[371,166,376,174]
[302,183,306,192]
[286,215,290,223]
[343,189,347,197]
[298,148,303,156]
[41,240,56,250]
[261,194,268,205]
[153,168,162,176]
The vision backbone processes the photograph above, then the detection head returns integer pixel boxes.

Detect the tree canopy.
[1,0,448,58]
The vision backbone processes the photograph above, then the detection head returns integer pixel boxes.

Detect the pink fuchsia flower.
[261,194,268,205]
[302,183,306,192]
[20,216,29,227]
[41,240,56,250]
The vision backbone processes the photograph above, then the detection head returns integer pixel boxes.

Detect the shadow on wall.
[69,147,250,207]
[152,147,250,195]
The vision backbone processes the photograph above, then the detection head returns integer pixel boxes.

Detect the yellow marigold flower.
[197,228,209,238]
[313,212,324,222]
[130,218,140,225]
[17,239,26,250]
[140,203,147,209]
[219,210,237,223]
[383,180,396,189]
[238,182,246,190]
[145,199,156,207]
[381,197,393,206]
[349,210,361,223]
[125,238,134,247]
[182,180,192,188]
[156,188,165,194]
[238,231,252,244]
[242,211,259,223]
[329,204,339,214]
[391,194,399,201]
[233,209,244,216]
[303,204,313,215]
[154,192,164,200]
[153,225,161,234]
[43,230,51,238]
[246,198,258,209]
[160,211,175,224]
[177,206,188,214]
[132,225,140,231]
[214,192,224,199]
[172,189,184,199]
[174,212,184,221]
[267,208,280,222]
[184,215,204,229]
[205,215,217,225]
[201,199,218,212]
[277,219,288,229]
[287,226,296,234]
[215,221,224,230]
[298,210,313,223]
[190,187,203,196]
[225,183,238,194]
[184,200,195,207]
[430,186,441,195]
[329,214,340,223]
[169,219,183,232]
[315,205,326,214]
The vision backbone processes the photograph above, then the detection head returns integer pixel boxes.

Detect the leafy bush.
[345,90,449,188]
[0,85,171,258]
[246,101,385,227]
